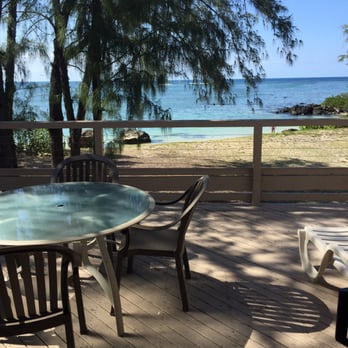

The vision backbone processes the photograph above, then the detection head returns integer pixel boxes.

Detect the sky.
[261,0,348,78]
[28,0,348,81]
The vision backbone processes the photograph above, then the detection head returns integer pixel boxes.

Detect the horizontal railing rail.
[1,118,348,204]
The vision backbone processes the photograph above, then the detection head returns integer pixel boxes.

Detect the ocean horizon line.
[22,75,348,84]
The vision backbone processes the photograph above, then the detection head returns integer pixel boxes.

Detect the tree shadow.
[194,158,331,168]
[262,158,330,168]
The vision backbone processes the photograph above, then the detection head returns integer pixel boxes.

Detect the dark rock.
[312,106,324,115]
[121,129,151,144]
[281,128,298,133]
[275,103,338,116]
[68,129,94,148]
[80,130,94,148]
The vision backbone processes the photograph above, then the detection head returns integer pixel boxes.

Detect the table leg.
[78,238,124,336]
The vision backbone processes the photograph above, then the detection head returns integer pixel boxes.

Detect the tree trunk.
[0,0,18,168]
[0,81,17,167]
[49,45,65,167]
[58,46,81,157]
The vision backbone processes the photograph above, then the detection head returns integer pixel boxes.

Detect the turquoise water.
[141,77,348,142]
[18,77,348,143]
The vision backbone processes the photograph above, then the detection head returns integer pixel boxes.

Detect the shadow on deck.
[1,202,348,347]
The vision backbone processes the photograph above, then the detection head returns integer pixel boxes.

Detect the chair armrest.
[155,191,187,206]
[131,216,181,231]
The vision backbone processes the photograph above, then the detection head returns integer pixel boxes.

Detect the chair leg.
[127,256,134,274]
[106,234,117,257]
[336,288,348,345]
[72,267,88,334]
[65,315,75,348]
[183,248,191,279]
[175,256,189,312]
[115,253,123,287]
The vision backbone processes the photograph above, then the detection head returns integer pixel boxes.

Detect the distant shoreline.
[18,127,348,169]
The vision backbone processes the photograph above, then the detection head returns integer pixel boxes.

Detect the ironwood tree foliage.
[0,0,301,166]
[339,24,348,64]
[0,0,47,167]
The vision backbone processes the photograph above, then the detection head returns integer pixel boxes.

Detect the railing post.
[252,125,263,205]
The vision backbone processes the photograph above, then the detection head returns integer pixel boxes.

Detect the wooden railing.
[1,118,348,204]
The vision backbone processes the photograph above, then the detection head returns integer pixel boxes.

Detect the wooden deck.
[1,202,348,347]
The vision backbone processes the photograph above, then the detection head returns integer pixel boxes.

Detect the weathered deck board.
[1,202,348,347]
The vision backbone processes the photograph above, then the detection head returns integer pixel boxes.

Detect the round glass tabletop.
[0,182,155,245]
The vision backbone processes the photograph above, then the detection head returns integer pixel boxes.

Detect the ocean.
[19,76,348,143]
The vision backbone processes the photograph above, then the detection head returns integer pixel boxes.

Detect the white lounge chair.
[298,226,348,282]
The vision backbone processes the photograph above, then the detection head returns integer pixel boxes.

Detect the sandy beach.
[18,127,348,168]
[116,127,348,168]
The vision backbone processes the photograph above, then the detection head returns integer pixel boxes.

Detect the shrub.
[299,125,337,131]
[15,128,51,155]
[322,93,348,112]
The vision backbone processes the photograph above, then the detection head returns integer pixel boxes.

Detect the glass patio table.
[0,181,155,336]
